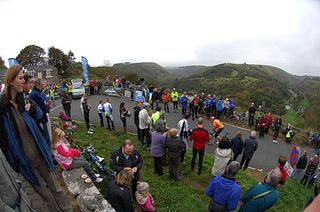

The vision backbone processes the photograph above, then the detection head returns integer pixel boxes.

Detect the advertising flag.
[81,56,89,83]
[8,58,19,67]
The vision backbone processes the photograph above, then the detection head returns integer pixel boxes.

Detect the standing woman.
[61,92,72,120]
[119,102,129,133]
[0,65,72,212]
[82,95,93,134]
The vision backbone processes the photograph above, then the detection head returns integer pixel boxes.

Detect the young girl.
[135,181,156,212]
[52,128,103,182]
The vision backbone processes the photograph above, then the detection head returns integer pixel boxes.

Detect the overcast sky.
[0,0,319,76]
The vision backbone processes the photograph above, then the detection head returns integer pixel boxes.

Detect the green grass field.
[62,121,312,211]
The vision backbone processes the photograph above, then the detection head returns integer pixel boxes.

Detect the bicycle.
[208,132,229,145]
[228,111,247,126]
[66,135,115,182]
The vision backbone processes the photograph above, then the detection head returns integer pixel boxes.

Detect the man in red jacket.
[189,117,210,175]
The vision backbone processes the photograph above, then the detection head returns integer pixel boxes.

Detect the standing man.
[177,113,191,163]
[248,103,255,127]
[231,131,244,161]
[189,117,210,175]
[151,88,160,110]
[255,105,264,130]
[240,131,258,170]
[97,100,105,127]
[82,96,93,134]
[273,115,282,143]
[61,93,72,120]
[29,78,51,146]
[110,140,143,195]
[179,93,188,115]
[104,98,115,131]
[139,103,152,149]
[133,100,142,141]
[291,150,308,179]
[171,88,179,113]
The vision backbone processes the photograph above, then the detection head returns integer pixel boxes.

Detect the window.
[45,69,53,78]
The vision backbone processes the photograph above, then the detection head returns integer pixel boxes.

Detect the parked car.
[104,86,121,97]
[71,79,85,99]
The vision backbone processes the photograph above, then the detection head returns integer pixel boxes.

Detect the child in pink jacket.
[52,128,103,182]
[135,182,156,212]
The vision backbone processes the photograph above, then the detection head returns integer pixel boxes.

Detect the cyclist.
[210,116,224,139]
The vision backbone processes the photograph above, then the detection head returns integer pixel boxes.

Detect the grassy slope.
[60,120,312,212]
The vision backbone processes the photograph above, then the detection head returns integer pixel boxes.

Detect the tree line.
[0,45,76,76]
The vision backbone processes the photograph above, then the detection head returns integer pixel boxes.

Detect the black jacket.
[133,106,141,126]
[110,148,143,180]
[165,137,186,160]
[243,136,258,158]
[106,180,134,212]
[296,155,308,169]
[61,97,72,110]
[231,136,244,156]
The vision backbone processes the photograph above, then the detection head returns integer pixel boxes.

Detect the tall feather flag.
[8,58,19,67]
[81,56,89,83]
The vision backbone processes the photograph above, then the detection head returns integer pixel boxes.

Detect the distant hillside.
[166,65,208,78]
[170,63,302,114]
[112,62,173,85]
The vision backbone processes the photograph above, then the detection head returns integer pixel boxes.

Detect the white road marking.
[50,104,62,112]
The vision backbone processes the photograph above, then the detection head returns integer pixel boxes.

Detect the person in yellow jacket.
[151,106,161,129]
[171,88,179,113]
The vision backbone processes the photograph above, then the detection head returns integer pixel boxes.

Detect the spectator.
[285,126,295,144]
[308,167,320,189]
[273,115,282,143]
[258,113,267,138]
[29,78,51,146]
[301,155,319,187]
[255,105,264,131]
[104,98,115,131]
[180,93,188,115]
[189,117,210,175]
[215,99,223,119]
[162,90,170,113]
[292,150,308,179]
[188,94,194,119]
[134,100,142,141]
[265,112,273,134]
[205,94,212,118]
[171,88,179,113]
[61,93,72,120]
[97,100,105,127]
[206,161,241,212]
[0,65,72,212]
[151,88,160,110]
[198,92,205,115]
[110,140,143,194]
[193,94,199,119]
[139,103,152,149]
[228,98,236,117]
[239,168,282,212]
[151,106,161,129]
[177,113,190,163]
[0,148,34,211]
[231,131,244,161]
[151,119,166,175]
[106,169,134,212]
[240,131,258,170]
[135,182,156,212]
[82,95,93,134]
[52,128,102,182]
[211,136,233,177]
[277,156,288,185]
[248,103,256,127]
[119,102,129,133]
[165,128,186,180]
[315,132,320,154]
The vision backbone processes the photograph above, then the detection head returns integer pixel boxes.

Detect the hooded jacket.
[211,148,233,176]
[206,176,241,211]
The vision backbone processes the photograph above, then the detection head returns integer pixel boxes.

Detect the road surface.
[50,94,311,172]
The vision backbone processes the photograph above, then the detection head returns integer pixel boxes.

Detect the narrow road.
[50,95,312,172]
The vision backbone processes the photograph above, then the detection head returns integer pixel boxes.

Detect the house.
[26,65,59,82]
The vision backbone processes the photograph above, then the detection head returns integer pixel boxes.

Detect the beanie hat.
[137,182,149,192]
